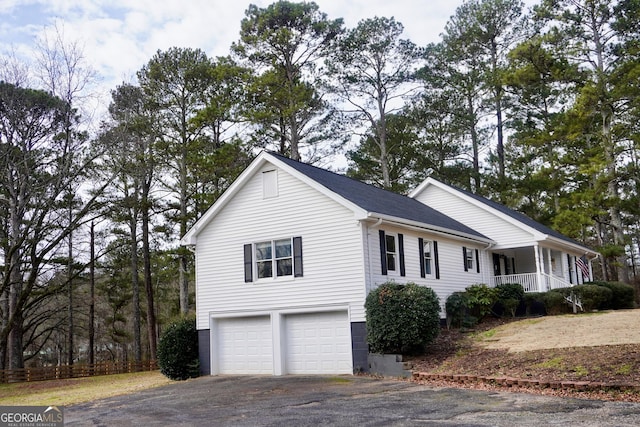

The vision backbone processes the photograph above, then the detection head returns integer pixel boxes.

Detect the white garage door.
[285,311,352,374]
[217,316,273,374]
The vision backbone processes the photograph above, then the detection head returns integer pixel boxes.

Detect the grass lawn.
[0,371,172,406]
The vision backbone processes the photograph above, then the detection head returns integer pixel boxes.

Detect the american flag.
[576,256,590,279]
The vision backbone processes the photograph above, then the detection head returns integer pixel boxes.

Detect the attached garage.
[210,308,353,375]
[284,311,352,374]
[216,316,273,374]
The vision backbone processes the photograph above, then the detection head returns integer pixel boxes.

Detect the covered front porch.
[488,245,593,293]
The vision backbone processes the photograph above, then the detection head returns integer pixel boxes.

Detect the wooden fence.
[0,360,158,383]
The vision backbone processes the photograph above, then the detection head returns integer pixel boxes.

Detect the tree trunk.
[7,197,24,370]
[142,182,157,361]
[131,217,142,363]
[89,221,95,366]
[179,135,190,315]
[67,228,74,366]
[467,93,481,193]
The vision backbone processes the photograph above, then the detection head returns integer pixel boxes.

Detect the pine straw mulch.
[406,316,640,402]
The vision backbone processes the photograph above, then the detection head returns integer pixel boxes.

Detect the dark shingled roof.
[270,153,489,241]
[435,179,588,248]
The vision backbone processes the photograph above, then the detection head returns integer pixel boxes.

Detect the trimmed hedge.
[365,281,440,355]
[158,316,200,380]
[543,289,571,315]
[494,283,525,317]
[445,291,472,328]
[446,284,498,327]
[587,281,635,309]
[552,285,613,312]
[522,292,546,316]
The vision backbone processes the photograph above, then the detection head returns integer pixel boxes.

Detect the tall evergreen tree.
[233,1,343,161]
[535,0,633,282]
[137,47,213,314]
[325,16,422,189]
[442,0,526,192]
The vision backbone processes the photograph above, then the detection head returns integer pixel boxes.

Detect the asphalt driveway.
[65,375,640,426]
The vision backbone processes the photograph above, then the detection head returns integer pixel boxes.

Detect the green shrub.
[465,284,499,320]
[588,281,635,309]
[494,283,525,317]
[445,292,472,328]
[572,284,612,311]
[523,292,546,316]
[365,281,441,355]
[158,316,199,380]
[543,290,570,315]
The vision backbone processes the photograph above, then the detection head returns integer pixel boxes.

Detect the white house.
[181,151,598,376]
[409,178,600,292]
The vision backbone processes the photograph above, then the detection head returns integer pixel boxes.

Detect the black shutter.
[244,244,253,282]
[434,241,440,279]
[379,230,387,275]
[475,249,480,273]
[418,238,425,278]
[398,233,405,277]
[293,236,303,277]
[462,247,468,271]
[567,254,573,284]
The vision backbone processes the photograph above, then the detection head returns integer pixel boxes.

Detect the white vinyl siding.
[195,165,366,329]
[366,224,486,315]
[413,185,532,248]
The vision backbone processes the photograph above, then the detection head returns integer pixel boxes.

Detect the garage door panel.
[217,316,273,374]
[285,311,352,375]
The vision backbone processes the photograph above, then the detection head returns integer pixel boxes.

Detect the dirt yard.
[478,310,640,352]
[411,309,640,400]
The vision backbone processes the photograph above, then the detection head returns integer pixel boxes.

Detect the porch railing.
[543,273,572,291]
[491,272,572,293]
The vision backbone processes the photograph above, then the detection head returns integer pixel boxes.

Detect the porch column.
[560,251,568,282]
[534,244,544,292]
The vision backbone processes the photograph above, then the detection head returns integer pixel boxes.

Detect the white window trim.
[423,239,434,277]
[465,246,475,272]
[385,233,398,274]
[254,238,294,281]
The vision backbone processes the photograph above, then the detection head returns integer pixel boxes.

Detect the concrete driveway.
[65,375,640,426]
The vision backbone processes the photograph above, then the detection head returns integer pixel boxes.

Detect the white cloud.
[1,0,538,122]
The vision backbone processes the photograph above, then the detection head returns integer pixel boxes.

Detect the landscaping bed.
[409,310,640,401]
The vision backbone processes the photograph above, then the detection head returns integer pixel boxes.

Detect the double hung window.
[379,230,405,276]
[463,247,479,273]
[419,238,439,279]
[423,240,433,276]
[385,234,397,272]
[244,237,303,282]
[255,239,292,279]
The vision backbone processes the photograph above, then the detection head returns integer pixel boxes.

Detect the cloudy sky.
[1,0,535,119]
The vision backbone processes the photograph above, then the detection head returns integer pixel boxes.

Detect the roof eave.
[543,235,599,256]
[365,213,495,245]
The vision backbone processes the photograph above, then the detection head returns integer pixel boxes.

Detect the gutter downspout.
[363,217,383,299]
